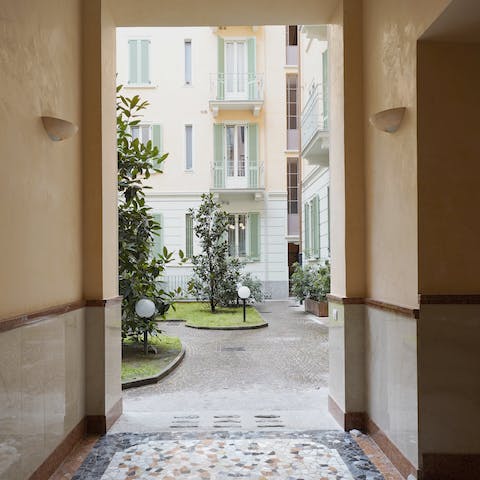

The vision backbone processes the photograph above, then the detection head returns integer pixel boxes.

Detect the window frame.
[127,37,152,86]
[227,213,249,259]
[184,124,194,171]
[184,39,192,86]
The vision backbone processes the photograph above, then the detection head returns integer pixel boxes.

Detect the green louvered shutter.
[247,38,256,99]
[140,40,150,84]
[248,213,260,261]
[304,203,310,258]
[248,123,259,188]
[185,213,194,258]
[217,37,225,100]
[151,124,163,168]
[152,213,164,257]
[213,124,225,188]
[128,40,138,84]
[322,49,328,129]
[312,196,320,258]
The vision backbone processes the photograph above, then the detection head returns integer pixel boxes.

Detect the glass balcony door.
[225,125,248,189]
[225,40,247,99]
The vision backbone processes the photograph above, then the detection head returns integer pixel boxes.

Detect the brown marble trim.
[0,300,86,333]
[328,395,366,432]
[86,398,123,434]
[421,453,480,480]
[28,418,86,480]
[326,295,419,318]
[326,294,364,305]
[365,298,420,319]
[419,294,480,305]
[366,417,417,480]
[85,295,123,307]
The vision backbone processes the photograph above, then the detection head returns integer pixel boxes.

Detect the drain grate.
[213,414,242,428]
[170,415,199,429]
[221,346,246,352]
[255,414,284,428]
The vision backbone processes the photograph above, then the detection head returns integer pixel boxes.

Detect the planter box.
[305,298,329,317]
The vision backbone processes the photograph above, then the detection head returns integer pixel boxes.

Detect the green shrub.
[291,260,330,303]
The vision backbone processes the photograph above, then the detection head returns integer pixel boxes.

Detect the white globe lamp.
[135,298,156,355]
[237,285,251,322]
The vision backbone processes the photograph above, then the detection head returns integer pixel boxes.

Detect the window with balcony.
[286,74,300,150]
[286,25,299,65]
[227,213,261,260]
[213,123,259,189]
[128,39,151,85]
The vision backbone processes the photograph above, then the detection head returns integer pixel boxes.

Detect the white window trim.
[184,123,194,172]
[223,122,249,180]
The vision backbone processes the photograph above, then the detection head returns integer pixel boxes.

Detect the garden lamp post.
[135,298,156,355]
[237,285,251,322]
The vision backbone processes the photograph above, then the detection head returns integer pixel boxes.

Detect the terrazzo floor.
[71,431,384,480]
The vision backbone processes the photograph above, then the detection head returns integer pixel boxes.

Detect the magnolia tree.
[117,86,182,341]
[187,194,242,312]
[188,193,264,311]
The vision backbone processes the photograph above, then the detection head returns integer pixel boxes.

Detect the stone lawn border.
[121,344,186,390]
[184,322,268,331]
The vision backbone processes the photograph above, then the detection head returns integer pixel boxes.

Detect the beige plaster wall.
[363,0,451,307]
[417,41,480,294]
[0,0,83,318]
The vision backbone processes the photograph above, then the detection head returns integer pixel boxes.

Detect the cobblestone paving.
[73,431,384,480]
[113,301,333,432]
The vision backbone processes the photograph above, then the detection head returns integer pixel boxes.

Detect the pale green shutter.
[213,124,225,188]
[248,213,260,261]
[247,38,256,99]
[322,49,328,128]
[312,196,320,258]
[304,203,310,258]
[128,40,138,84]
[140,40,150,84]
[185,213,193,258]
[151,124,163,168]
[152,213,164,257]
[248,123,259,188]
[217,37,225,100]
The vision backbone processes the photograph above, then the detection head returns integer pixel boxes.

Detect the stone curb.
[184,322,269,331]
[121,344,186,390]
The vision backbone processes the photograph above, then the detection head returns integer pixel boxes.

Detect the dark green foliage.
[291,260,330,303]
[117,85,181,341]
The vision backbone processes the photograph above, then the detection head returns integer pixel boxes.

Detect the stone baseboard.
[86,398,123,434]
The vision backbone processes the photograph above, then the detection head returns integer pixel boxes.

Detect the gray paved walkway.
[112,300,338,433]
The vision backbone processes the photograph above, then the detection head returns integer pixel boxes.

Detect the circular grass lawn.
[121,334,182,383]
[163,301,268,329]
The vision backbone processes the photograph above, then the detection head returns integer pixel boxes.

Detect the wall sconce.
[41,116,78,141]
[369,107,406,133]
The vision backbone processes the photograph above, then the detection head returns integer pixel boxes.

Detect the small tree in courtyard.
[188,193,242,312]
[117,85,181,342]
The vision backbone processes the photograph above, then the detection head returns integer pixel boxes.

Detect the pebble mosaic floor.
[72,431,384,480]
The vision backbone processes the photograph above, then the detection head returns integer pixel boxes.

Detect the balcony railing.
[210,73,264,102]
[301,83,328,150]
[211,162,264,191]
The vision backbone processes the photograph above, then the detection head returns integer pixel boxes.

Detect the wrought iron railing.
[210,73,264,101]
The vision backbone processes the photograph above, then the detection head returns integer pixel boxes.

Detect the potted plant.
[291,261,330,317]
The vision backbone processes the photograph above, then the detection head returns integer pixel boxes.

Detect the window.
[130,124,163,167]
[225,124,247,178]
[286,75,298,130]
[128,39,150,84]
[131,124,151,143]
[185,125,193,170]
[225,40,247,98]
[287,25,298,46]
[184,40,192,85]
[226,213,260,260]
[287,158,299,215]
[152,213,163,257]
[185,213,194,258]
[228,214,247,257]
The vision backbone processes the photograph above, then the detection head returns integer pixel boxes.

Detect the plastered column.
[82,0,122,432]
[327,0,366,428]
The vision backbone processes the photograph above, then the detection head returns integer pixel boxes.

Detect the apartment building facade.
[116,25,311,299]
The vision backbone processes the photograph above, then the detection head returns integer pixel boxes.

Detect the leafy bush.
[291,260,330,303]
